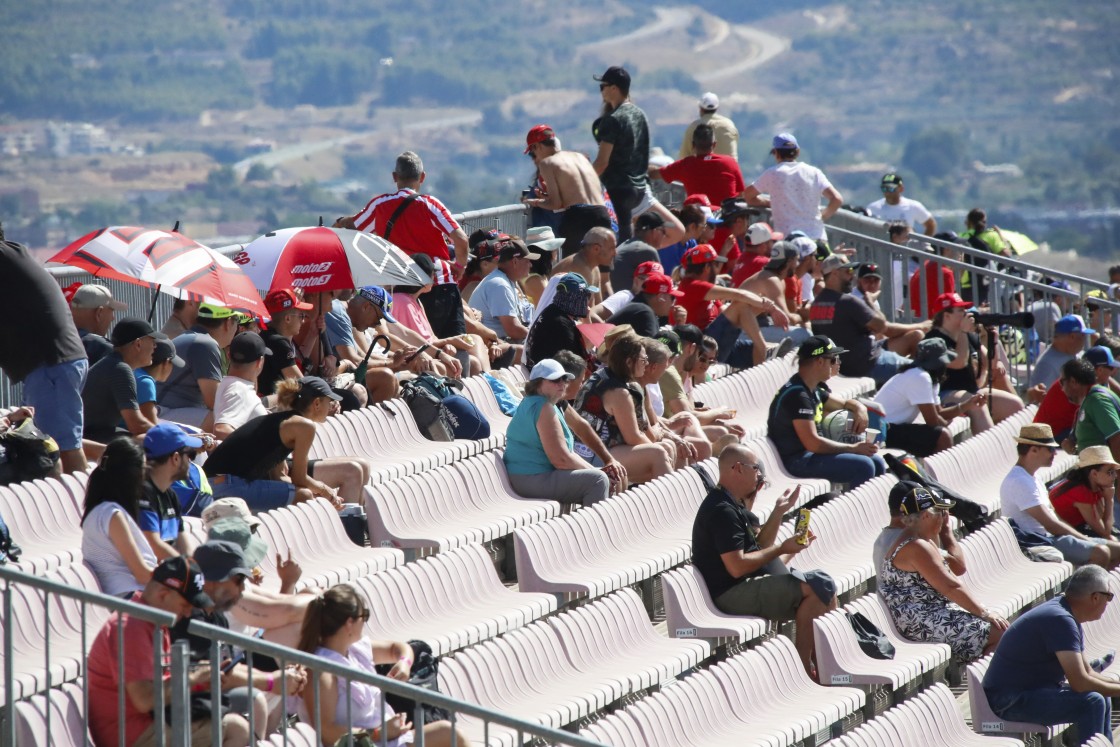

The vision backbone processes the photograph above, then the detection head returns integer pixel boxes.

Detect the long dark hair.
[1050,466,1097,502]
[297,584,366,653]
[81,437,146,525]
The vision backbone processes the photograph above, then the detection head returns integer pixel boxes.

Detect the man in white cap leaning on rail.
[677,91,739,161]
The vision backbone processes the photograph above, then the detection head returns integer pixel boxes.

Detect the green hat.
[197,303,237,320]
[207,517,268,568]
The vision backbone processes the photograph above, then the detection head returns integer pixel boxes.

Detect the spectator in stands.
[638,338,710,460]
[87,555,251,747]
[983,565,1120,744]
[503,359,612,507]
[550,351,628,488]
[659,327,743,443]
[1027,280,1072,345]
[520,226,565,306]
[608,272,683,338]
[69,283,126,366]
[678,92,739,160]
[1001,423,1120,568]
[879,482,1008,661]
[740,241,812,347]
[591,65,650,243]
[297,584,473,747]
[927,292,1023,432]
[692,335,720,387]
[1031,314,1094,389]
[650,123,745,207]
[873,480,967,582]
[407,251,469,348]
[390,270,489,377]
[203,376,362,512]
[138,423,202,561]
[521,125,612,255]
[1072,347,1120,463]
[678,243,786,368]
[459,230,501,302]
[1,237,90,473]
[575,333,678,483]
[874,338,983,456]
[469,237,538,364]
[850,262,883,313]
[729,222,783,287]
[767,336,886,489]
[213,332,271,439]
[134,338,183,424]
[337,150,470,273]
[908,232,964,319]
[83,318,165,444]
[610,211,686,295]
[591,259,663,323]
[811,255,926,386]
[81,437,158,597]
[1035,358,1096,447]
[258,288,312,398]
[709,198,752,267]
[659,199,718,274]
[161,298,200,339]
[866,173,937,236]
[787,234,820,321]
[1050,446,1120,541]
[692,443,835,674]
[552,226,617,307]
[525,273,596,367]
[345,286,438,401]
[742,133,843,240]
[160,303,240,429]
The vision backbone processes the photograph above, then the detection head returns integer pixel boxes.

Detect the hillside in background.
[2,0,1118,254]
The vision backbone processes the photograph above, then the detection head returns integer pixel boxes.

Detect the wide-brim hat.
[1013,423,1060,447]
[1077,445,1120,471]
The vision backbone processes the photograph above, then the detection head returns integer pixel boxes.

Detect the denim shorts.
[22,358,88,450]
[211,475,295,512]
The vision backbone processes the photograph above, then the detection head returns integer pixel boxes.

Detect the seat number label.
[831,674,853,684]
[675,628,697,637]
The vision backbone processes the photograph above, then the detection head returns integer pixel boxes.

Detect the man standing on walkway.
[337,151,470,276]
[678,92,739,161]
[592,66,650,243]
[651,123,745,207]
[743,133,843,241]
[867,173,937,236]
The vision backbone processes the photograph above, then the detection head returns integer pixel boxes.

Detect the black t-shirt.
[170,609,231,663]
[203,411,296,480]
[0,240,86,382]
[691,486,787,599]
[594,102,650,192]
[767,373,830,460]
[525,305,587,368]
[609,300,660,338]
[609,240,659,293]
[79,329,114,367]
[809,288,877,377]
[927,328,980,393]
[419,283,466,339]
[82,351,138,443]
[258,329,300,396]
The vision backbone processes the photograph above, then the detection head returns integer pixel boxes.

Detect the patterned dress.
[879,537,990,661]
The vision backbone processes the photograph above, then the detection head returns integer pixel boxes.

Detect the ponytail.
[295,584,366,654]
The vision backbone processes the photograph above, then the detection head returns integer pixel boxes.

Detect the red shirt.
[87,594,171,747]
[678,277,722,330]
[350,188,460,261]
[658,154,746,207]
[710,226,742,263]
[785,275,802,309]
[1049,482,1103,527]
[909,260,955,318]
[731,252,770,287]
[1033,380,1078,438]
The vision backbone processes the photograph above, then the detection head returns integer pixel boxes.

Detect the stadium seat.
[459,374,512,438]
[966,655,1070,740]
[12,681,89,747]
[348,543,556,656]
[253,498,403,591]
[1,473,87,575]
[660,565,769,643]
[956,519,1070,617]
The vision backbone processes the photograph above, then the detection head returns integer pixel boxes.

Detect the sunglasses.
[599,83,611,90]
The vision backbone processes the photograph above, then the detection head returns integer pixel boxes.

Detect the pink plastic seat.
[13,681,89,747]
[0,473,86,574]
[660,565,768,643]
[967,654,1069,739]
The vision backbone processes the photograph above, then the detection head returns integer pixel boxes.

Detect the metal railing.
[0,563,606,747]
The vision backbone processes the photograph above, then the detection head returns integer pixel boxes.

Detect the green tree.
[901,128,968,181]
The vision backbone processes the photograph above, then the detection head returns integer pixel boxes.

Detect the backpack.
[399,373,460,441]
[0,417,60,486]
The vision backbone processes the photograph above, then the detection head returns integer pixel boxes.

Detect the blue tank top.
[503,395,573,475]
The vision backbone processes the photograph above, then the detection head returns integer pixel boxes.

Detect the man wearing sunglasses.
[984,564,1120,744]
[140,423,204,561]
[591,66,650,243]
[866,173,937,236]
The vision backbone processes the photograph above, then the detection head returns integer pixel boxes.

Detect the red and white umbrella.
[230,226,430,293]
[49,226,267,316]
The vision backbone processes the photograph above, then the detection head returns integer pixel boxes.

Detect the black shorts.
[884,422,947,457]
[559,204,612,257]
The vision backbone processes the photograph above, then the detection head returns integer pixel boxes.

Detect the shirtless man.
[740,241,812,347]
[521,125,612,255]
[551,226,617,305]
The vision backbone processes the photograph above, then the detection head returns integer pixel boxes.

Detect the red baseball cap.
[634,260,665,278]
[264,288,313,314]
[643,273,685,298]
[683,194,712,208]
[524,125,555,154]
[933,292,971,313]
[681,244,726,267]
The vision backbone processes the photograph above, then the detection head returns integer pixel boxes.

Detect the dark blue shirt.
[983,596,1083,693]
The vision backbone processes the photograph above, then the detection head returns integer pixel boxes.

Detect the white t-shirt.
[646,382,665,418]
[1000,465,1053,536]
[600,290,635,318]
[752,161,833,240]
[800,272,815,304]
[214,375,268,430]
[81,502,157,597]
[866,196,933,233]
[874,367,938,424]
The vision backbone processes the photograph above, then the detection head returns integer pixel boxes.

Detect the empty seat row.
[579,635,865,747]
[440,588,709,747]
[349,543,556,656]
[1,472,88,575]
[956,518,1070,618]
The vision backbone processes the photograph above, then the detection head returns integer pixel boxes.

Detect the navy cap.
[1084,346,1119,370]
[299,375,342,402]
[229,331,272,364]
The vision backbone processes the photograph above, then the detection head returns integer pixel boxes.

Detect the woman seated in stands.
[873,337,985,457]
[879,482,1008,662]
[504,358,612,507]
[1049,446,1120,540]
[81,437,157,597]
[925,292,1023,433]
[459,229,501,302]
[202,376,367,513]
[638,338,713,460]
[297,584,472,747]
[574,333,680,484]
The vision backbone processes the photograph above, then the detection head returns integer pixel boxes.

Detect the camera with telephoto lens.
[969,311,1035,329]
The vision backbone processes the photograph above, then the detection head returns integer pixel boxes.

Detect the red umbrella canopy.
[49,226,267,316]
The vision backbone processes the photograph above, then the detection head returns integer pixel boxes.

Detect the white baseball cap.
[699,92,719,111]
[529,359,574,382]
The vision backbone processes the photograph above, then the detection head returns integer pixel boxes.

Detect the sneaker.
[775,336,797,360]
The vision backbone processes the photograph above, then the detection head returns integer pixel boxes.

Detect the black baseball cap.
[193,540,252,582]
[299,375,342,401]
[655,329,682,356]
[634,212,666,231]
[111,317,168,347]
[152,556,214,608]
[672,324,704,347]
[857,262,882,279]
[594,66,630,88]
[151,338,185,367]
[889,481,955,516]
[798,335,848,360]
[229,331,273,364]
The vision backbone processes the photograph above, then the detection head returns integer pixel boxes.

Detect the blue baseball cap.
[144,423,204,459]
[1055,314,1095,335]
[1084,346,1119,370]
[772,132,799,151]
[357,285,397,324]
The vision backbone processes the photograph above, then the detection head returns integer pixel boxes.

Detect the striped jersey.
[350,188,460,261]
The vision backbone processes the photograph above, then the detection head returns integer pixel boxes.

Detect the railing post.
[169,639,192,747]
[3,581,14,747]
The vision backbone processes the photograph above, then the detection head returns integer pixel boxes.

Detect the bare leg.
[794,582,835,677]
[944,389,993,433]
[421,720,474,747]
[989,389,1024,424]
[364,367,399,403]
[313,458,368,503]
[62,447,89,473]
[609,442,673,484]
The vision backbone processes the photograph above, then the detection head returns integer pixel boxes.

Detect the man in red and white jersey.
[336,151,470,276]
